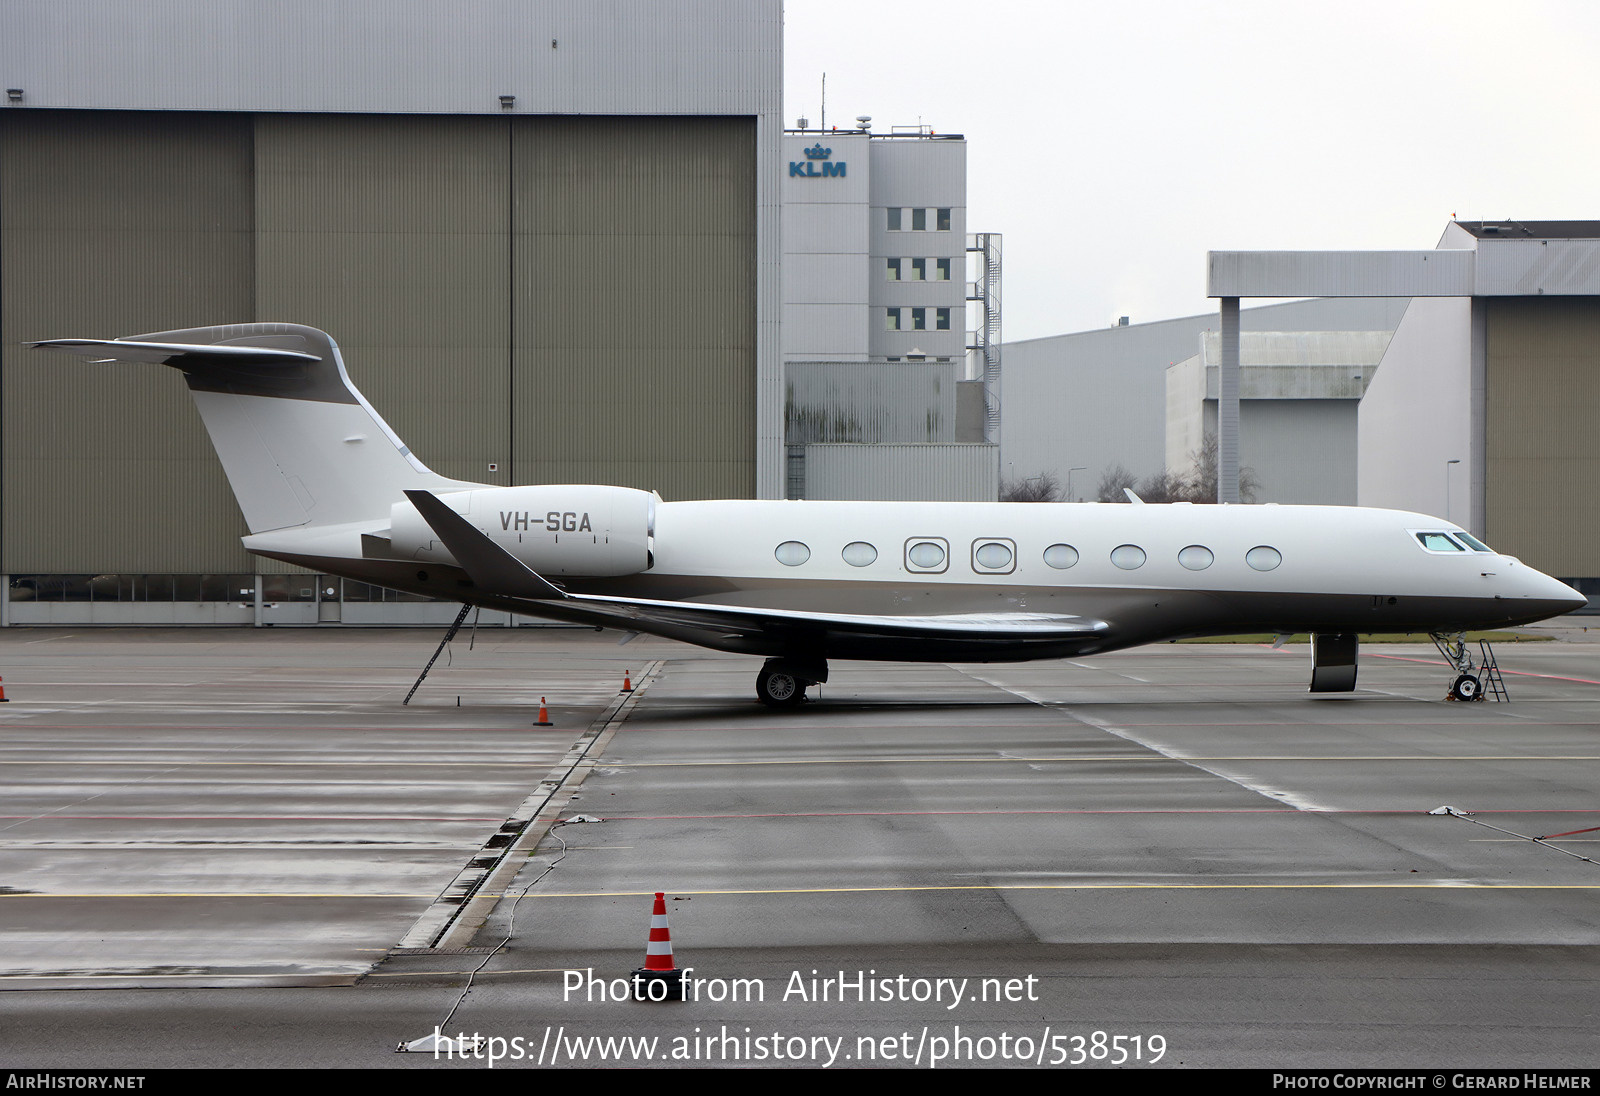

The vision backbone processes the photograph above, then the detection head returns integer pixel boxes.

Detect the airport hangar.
[1000,220,1600,612]
[0,0,783,626]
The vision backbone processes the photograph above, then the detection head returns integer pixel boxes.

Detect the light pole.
[1445,459,1460,522]
[1066,466,1087,503]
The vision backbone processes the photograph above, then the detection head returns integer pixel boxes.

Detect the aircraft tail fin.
[32,323,479,534]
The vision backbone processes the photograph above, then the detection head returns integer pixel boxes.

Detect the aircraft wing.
[403,490,1108,650]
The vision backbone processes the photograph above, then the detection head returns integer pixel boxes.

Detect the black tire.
[756,668,805,708]
[1450,674,1482,702]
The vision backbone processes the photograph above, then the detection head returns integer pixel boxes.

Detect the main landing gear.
[755,657,828,708]
[1431,633,1508,702]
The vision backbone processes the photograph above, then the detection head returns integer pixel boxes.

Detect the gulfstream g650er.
[33,323,1584,706]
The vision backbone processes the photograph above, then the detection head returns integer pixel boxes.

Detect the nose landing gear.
[1432,633,1508,702]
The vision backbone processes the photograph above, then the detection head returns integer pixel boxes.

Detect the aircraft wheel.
[756,668,805,708]
[1450,674,1482,702]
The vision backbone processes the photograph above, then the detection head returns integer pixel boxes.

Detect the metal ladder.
[1478,639,1510,702]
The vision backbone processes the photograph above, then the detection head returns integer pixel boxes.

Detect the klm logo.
[790,143,846,178]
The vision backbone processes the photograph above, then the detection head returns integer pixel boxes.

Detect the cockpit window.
[1454,532,1495,553]
[1415,532,1466,552]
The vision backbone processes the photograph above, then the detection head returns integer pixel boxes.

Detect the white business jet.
[33,323,1585,706]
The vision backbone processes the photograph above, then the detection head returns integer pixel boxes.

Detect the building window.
[912,207,927,231]
[935,258,951,281]
[937,208,951,231]
[935,308,951,330]
[911,307,926,331]
[887,207,902,231]
[886,258,901,281]
[886,308,901,331]
[911,258,926,281]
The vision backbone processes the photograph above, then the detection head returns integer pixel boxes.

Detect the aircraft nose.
[1550,576,1589,614]
[1525,571,1588,617]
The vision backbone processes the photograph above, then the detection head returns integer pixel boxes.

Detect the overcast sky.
[784,0,1600,342]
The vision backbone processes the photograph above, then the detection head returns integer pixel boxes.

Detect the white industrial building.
[1346,221,1600,600]
[1003,220,1599,608]
[1002,297,1410,499]
[780,126,997,500]
[1164,330,1390,506]
[782,127,968,363]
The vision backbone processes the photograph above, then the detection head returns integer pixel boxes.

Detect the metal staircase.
[1477,639,1509,702]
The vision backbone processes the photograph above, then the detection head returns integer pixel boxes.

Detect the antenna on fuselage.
[1123,488,1145,504]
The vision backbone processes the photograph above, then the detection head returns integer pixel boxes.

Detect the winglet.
[403,490,568,600]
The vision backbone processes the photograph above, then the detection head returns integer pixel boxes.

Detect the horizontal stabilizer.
[30,338,322,367]
[31,335,356,405]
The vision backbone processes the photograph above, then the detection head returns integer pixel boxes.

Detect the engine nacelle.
[389,484,655,577]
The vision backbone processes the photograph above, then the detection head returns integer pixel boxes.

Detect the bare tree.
[1185,429,1260,503]
[1092,435,1261,505]
[1136,470,1189,504]
[1096,464,1137,503]
[1000,471,1061,503]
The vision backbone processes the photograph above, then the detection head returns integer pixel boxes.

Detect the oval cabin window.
[774,541,811,567]
[1246,546,1282,572]
[1043,544,1079,569]
[1110,544,1147,570]
[842,541,877,567]
[973,541,1014,571]
[1177,545,1214,571]
[908,541,946,569]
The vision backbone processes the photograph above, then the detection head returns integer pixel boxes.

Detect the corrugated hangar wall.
[1484,296,1600,578]
[513,117,756,498]
[1,110,756,574]
[0,111,258,573]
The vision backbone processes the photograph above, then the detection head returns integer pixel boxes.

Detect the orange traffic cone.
[621,672,633,693]
[631,891,683,1001]
[0,676,8,702]
[534,696,552,726]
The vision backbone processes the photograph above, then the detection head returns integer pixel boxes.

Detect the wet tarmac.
[2,626,1598,1068]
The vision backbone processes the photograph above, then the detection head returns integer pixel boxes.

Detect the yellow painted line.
[0,973,361,981]
[0,760,559,766]
[6,756,1600,768]
[512,883,1600,896]
[367,968,575,978]
[610,755,1600,768]
[8,882,1600,899]
[0,892,444,898]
